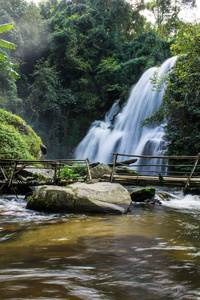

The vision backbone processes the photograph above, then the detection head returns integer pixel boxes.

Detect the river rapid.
[0,187,200,300]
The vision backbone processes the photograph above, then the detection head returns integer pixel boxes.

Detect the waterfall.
[75,56,177,171]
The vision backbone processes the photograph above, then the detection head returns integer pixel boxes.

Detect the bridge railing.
[0,156,92,194]
[110,152,200,190]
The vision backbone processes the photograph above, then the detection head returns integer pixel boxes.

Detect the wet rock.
[144,198,162,205]
[90,163,114,179]
[130,187,156,202]
[155,191,177,202]
[26,182,132,214]
[20,166,54,181]
[184,187,200,195]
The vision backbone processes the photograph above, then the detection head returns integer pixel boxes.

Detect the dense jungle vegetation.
[0,0,199,159]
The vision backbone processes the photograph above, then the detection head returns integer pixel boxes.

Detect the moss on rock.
[115,167,139,175]
[130,187,156,202]
[0,109,44,159]
[26,182,132,214]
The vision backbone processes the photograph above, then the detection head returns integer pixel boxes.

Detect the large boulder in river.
[26,182,132,214]
[130,187,156,202]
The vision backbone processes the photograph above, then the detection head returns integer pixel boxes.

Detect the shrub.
[60,163,87,180]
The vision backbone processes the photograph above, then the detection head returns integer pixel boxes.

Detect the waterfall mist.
[75,57,177,170]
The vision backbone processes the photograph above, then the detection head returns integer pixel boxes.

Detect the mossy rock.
[26,186,76,212]
[116,167,139,175]
[0,109,45,159]
[130,187,156,202]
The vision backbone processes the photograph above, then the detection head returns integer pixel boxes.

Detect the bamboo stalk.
[0,158,86,163]
[86,158,92,182]
[105,174,200,182]
[53,166,57,185]
[111,153,196,160]
[8,161,17,188]
[110,153,118,182]
[0,166,7,180]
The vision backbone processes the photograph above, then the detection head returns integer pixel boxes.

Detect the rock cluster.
[26,163,162,214]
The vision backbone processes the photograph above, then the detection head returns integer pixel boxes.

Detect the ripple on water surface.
[0,194,200,299]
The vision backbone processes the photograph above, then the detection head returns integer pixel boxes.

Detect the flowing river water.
[0,187,200,299]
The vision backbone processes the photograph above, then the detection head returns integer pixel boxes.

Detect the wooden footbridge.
[0,152,91,195]
[108,152,200,192]
[1,151,200,195]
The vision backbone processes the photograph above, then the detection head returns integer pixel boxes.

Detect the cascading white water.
[75,57,177,171]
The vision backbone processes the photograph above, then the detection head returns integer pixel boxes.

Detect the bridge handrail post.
[110,153,118,182]
[184,152,200,191]
[86,158,92,182]
[53,163,57,185]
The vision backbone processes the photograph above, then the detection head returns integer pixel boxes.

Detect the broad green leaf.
[0,38,17,49]
[0,53,6,61]
[0,23,14,33]
[10,68,20,79]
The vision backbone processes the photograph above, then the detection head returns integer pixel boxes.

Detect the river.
[0,187,200,300]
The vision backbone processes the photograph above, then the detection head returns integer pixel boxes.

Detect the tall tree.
[145,0,196,38]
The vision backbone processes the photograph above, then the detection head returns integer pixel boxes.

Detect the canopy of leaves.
[1,0,189,159]
[145,0,196,39]
[21,0,171,157]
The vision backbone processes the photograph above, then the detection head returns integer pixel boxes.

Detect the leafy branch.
[0,23,20,79]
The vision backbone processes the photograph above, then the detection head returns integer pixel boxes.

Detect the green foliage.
[60,163,87,180]
[0,23,16,48]
[145,0,196,39]
[0,64,22,114]
[0,0,173,158]
[0,22,20,79]
[0,109,43,159]
[0,122,33,159]
[164,23,200,156]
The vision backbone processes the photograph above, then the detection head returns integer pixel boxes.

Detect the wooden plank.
[130,164,195,167]
[0,158,86,164]
[104,174,200,182]
[108,158,137,167]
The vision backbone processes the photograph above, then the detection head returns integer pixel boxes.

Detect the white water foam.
[161,194,200,211]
